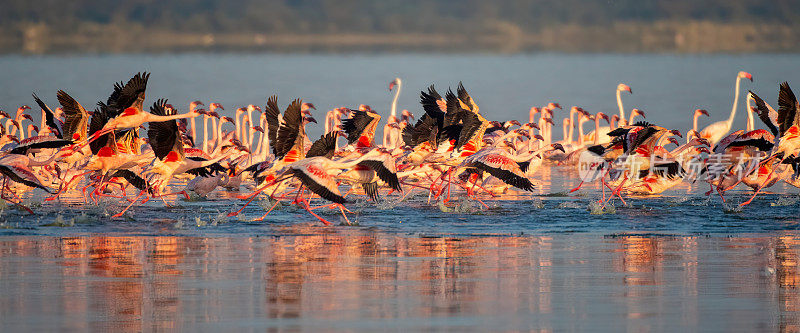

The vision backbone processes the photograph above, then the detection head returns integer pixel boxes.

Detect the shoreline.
[4,20,800,55]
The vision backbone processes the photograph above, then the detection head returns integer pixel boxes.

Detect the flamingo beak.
[22,114,34,121]
[671,129,682,138]
[305,116,317,124]
[698,138,711,147]
[668,137,680,146]
[389,80,397,91]
[530,123,540,130]
[511,120,521,126]
[544,118,555,126]
[697,109,709,117]
[252,126,264,133]
[533,134,545,141]
[740,71,753,81]
[551,143,566,153]
[637,110,646,118]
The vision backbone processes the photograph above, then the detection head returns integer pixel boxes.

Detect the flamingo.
[616,84,632,127]
[699,71,753,146]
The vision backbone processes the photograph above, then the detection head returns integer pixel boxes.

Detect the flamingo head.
[401,109,414,121]
[530,107,541,115]
[303,116,317,124]
[236,107,246,115]
[666,137,680,147]
[301,103,315,112]
[548,102,562,110]
[207,111,220,118]
[670,129,682,138]
[543,117,555,126]
[252,126,264,133]
[514,128,531,138]
[532,134,545,141]
[550,143,566,153]
[190,100,204,110]
[222,116,234,124]
[631,109,646,119]
[527,122,540,131]
[694,109,709,117]
[611,115,620,123]
[738,71,753,82]
[195,108,207,116]
[389,78,401,91]
[18,105,31,113]
[617,83,632,94]
[596,112,610,123]
[28,124,39,133]
[0,110,10,119]
[507,120,522,128]
[209,103,224,111]
[21,114,34,122]
[247,104,262,113]
[5,135,19,144]
[695,146,711,154]
[359,104,371,112]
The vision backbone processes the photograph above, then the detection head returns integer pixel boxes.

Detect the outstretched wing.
[778,82,800,136]
[306,132,338,159]
[265,95,281,156]
[57,90,89,142]
[32,93,63,139]
[147,99,182,160]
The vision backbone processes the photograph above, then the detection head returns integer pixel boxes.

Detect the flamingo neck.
[594,118,601,144]
[746,96,754,132]
[390,80,402,118]
[562,121,569,142]
[728,76,742,129]
[235,112,242,142]
[617,89,626,126]
[578,120,585,145]
[568,110,576,144]
[202,116,209,152]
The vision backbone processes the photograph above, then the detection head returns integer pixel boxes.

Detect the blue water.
[1,53,800,331]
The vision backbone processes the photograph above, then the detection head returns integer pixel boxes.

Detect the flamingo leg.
[740,169,775,206]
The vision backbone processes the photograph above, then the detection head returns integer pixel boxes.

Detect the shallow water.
[1,232,798,331]
[2,53,800,330]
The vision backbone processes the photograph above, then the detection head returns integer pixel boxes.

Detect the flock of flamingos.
[1,71,799,225]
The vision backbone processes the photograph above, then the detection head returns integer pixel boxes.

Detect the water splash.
[771,196,799,207]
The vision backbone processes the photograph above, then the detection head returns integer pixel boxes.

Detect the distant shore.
[3,20,799,54]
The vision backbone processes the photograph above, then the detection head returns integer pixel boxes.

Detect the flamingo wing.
[474,154,534,191]
[57,90,89,141]
[341,110,377,145]
[110,72,150,113]
[275,99,302,159]
[749,90,780,136]
[778,82,800,136]
[306,132,338,159]
[265,95,281,156]
[291,165,346,204]
[147,99,182,160]
[32,93,63,139]
[9,137,72,155]
[456,82,479,114]
[0,165,52,193]
[357,159,401,191]
[110,169,151,193]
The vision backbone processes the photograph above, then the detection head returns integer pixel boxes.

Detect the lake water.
[1,53,800,331]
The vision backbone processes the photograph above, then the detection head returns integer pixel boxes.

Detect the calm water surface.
[1,53,800,331]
